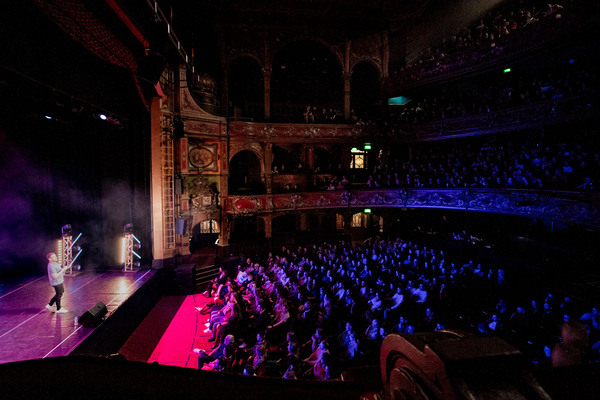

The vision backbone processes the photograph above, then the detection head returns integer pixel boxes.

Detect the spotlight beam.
[68,249,83,267]
[66,232,82,251]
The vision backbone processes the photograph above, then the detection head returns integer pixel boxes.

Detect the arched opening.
[351,61,381,123]
[190,219,219,252]
[271,40,343,122]
[271,145,292,174]
[314,147,332,173]
[229,150,264,195]
[228,57,264,121]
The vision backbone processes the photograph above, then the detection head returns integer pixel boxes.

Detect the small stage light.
[99,114,107,120]
[61,224,72,236]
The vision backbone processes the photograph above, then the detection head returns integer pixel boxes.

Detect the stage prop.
[58,224,83,274]
[121,223,141,272]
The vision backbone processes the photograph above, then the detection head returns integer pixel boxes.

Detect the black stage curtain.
[0,2,150,278]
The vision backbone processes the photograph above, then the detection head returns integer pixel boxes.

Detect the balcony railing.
[225,188,600,229]
[228,93,598,143]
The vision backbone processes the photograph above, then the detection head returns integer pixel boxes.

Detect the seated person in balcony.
[294,162,307,173]
[339,176,350,187]
[303,106,314,123]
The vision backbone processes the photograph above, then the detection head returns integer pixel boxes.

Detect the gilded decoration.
[189,146,217,171]
[189,175,218,212]
[349,33,383,69]
[185,120,221,135]
[222,189,600,229]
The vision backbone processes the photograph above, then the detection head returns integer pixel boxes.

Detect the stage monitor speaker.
[175,218,187,235]
[79,301,107,327]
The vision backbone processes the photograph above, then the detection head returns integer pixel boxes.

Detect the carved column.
[305,146,314,171]
[265,142,273,194]
[344,41,352,121]
[299,213,307,232]
[263,214,272,239]
[217,214,231,260]
[382,31,389,79]
[343,209,353,237]
[218,132,230,248]
[150,97,166,262]
[343,73,352,121]
[263,68,271,121]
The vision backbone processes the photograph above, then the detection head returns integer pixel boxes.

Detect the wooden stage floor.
[0,269,156,364]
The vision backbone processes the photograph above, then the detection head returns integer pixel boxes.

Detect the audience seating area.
[196,236,600,380]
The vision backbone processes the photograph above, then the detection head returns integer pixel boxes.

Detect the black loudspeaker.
[79,301,108,327]
[175,218,187,235]
[174,176,184,195]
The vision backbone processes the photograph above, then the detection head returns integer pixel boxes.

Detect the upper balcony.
[229,92,597,144]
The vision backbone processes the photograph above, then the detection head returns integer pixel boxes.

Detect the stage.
[0,269,156,364]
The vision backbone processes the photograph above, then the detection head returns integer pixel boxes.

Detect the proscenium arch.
[270,40,344,108]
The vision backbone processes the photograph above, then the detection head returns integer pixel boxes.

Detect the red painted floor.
[147,293,212,368]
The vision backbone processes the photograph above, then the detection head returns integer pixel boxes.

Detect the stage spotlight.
[99,113,107,120]
[61,224,72,236]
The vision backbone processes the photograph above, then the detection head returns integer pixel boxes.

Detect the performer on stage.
[45,252,68,313]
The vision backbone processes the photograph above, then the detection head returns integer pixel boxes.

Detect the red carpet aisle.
[147,293,212,368]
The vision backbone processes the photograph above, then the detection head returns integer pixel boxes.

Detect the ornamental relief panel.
[185,119,222,135]
[188,143,219,172]
[350,33,383,67]
[189,175,219,213]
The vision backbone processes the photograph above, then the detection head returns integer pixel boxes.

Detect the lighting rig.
[121,223,141,272]
[58,224,82,274]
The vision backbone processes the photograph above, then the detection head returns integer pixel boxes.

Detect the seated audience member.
[304,340,329,367]
[277,341,302,376]
[337,321,354,348]
[195,334,237,370]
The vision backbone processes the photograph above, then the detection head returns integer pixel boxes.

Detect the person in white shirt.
[45,252,69,313]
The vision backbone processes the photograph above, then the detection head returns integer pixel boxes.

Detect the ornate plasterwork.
[349,33,384,74]
[222,188,600,229]
[188,144,218,172]
[229,141,264,161]
[185,119,222,135]
[228,121,386,141]
[189,175,218,212]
